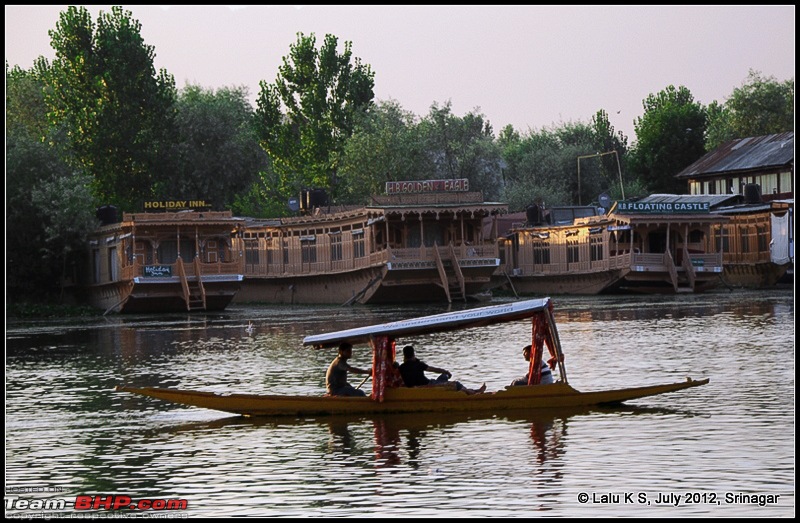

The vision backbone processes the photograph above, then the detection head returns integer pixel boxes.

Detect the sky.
[4,5,796,142]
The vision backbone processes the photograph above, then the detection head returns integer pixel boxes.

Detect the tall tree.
[44,5,176,211]
[255,32,375,203]
[338,99,424,204]
[157,85,267,211]
[628,85,706,194]
[417,101,504,200]
[6,62,97,303]
[706,70,795,150]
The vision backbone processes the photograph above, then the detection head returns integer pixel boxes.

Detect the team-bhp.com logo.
[6,495,188,513]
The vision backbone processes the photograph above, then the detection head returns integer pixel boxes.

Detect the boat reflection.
[142,405,693,474]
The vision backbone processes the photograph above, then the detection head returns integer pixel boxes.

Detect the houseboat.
[233,181,508,305]
[709,191,794,288]
[500,195,730,295]
[75,205,244,313]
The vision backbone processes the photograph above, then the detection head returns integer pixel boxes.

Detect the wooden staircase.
[665,250,694,293]
[177,257,208,311]
[433,243,466,303]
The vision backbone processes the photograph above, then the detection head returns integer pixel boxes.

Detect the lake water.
[5,289,795,517]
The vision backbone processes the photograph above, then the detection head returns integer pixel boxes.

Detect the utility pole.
[576,150,625,205]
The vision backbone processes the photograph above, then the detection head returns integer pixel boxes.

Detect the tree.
[706,70,794,150]
[6,62,96,303]
[500,125,576,211]
[417,101,504,200]
[337,99,424,204]
[157,84,267,211]
[44,5,176,211]
[628,85,706,194]
[255,32,375,203]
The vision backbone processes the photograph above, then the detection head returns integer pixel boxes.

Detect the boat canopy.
[303,298,552,348]
[304,297,566,401]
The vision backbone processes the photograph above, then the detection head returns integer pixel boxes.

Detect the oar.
[355,373,372,390]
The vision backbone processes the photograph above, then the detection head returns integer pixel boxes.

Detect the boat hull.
[116,378,709,417]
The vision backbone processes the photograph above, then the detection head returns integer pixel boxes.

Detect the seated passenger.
[510,344,554,386]
[399,345,486,394]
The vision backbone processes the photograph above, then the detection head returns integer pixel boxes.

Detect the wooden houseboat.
[233,182,508,305]
[75,206,244,313]
[501,196,730,295]
[710,194,794,288]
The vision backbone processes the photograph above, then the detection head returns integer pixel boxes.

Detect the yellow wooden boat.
[116,298,708,417]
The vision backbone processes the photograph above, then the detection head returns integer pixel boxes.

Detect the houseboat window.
[716,227,731,253]
[740,227,751,254]
[282,238,290,265]
[567,239,580,265]
[757,225,769,252]
[92,249,101,284]
[244,239,259,265]
[158,239,196,264]
[330,233,343,262]
[688,230,704,243]
[301,236,317,264]
[590,236,603,262]
[108,247,119,281]
[532,240,550,265]
[353,230,365,258]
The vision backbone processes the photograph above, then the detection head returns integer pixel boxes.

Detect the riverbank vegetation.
[5,6,794,306]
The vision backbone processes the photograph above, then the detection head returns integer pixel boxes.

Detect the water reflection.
[5,290,794,517]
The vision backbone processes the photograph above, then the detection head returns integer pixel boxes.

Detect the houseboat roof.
[675,131,794,179]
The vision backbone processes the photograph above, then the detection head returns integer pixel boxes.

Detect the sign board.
[143,200,212,211]
[615,201,710,214]
[385,179,469,195]
[144,265,172,277]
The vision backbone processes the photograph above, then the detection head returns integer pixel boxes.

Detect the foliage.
[499,116,632,211]
[44,5,176,212]
[255,32,375,203]
[628,85,706,194]
[156,84,267,210]
[706,70,795,150]
[338,99,424,204]
[417,101,504,200]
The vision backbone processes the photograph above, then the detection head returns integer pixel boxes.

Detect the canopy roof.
[303,298,552,348]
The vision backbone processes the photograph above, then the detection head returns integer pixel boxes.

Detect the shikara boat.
[116,297,708,417]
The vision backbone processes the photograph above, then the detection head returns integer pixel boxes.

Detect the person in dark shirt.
[326,342,371,396]
[399,345,486,394]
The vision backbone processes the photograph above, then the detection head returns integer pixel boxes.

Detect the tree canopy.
[627,85,706,195]
[44,5,176,211]
[255,32,375,203]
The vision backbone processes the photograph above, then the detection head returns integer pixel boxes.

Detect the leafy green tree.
[500,125,576,211]
[255,32,375,203]
[6,62,96,303]
[156,85,267,210]
[706,70,794,150]
[44,5,176,211]
[338,99,424,203]
[628,85,706,194]
[417,101,504,200]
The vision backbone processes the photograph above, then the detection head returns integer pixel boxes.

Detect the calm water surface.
[5,290,795,517]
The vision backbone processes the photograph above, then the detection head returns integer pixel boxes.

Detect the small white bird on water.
[246,321,255,335]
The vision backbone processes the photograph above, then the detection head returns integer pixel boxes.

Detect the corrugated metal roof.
[675,132,794,179]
